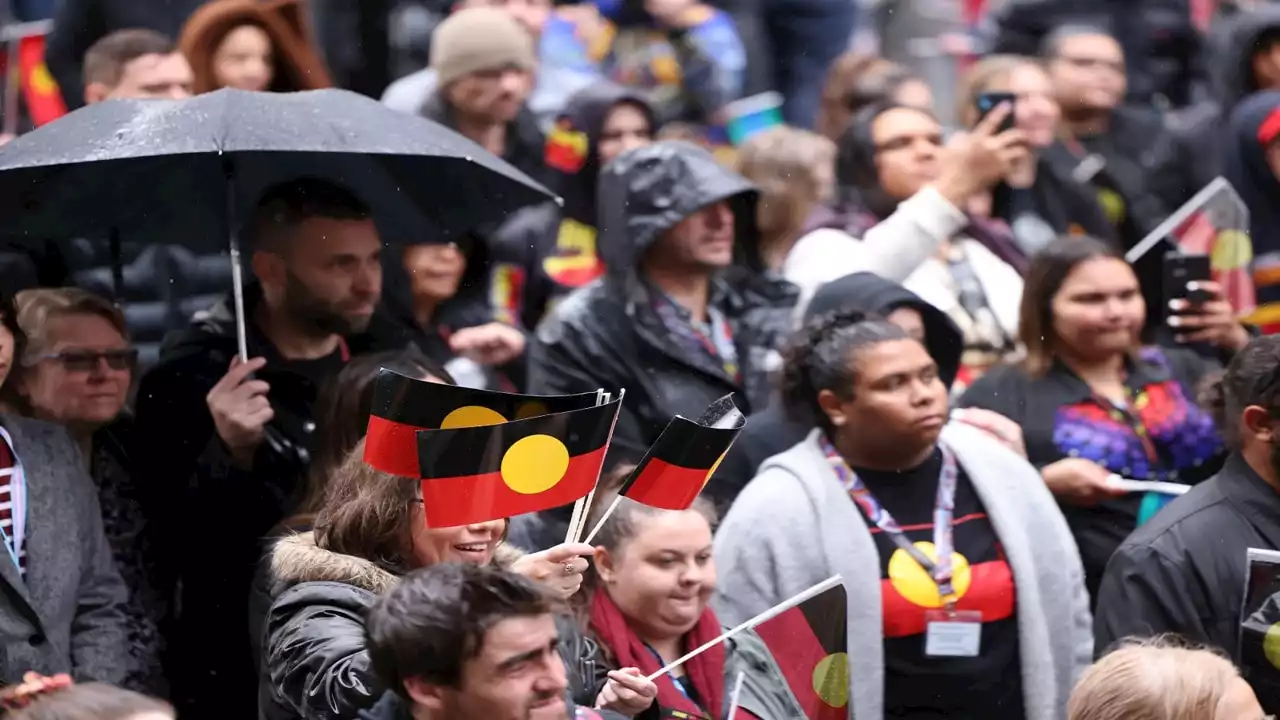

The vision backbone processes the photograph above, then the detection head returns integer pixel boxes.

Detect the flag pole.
[726,671,746,719]
[568,388,624,544]
[645,575,844,682]
[568,389,611,540]
[581,495,621,545]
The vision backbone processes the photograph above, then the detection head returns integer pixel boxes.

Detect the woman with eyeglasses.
[5,288,167,697]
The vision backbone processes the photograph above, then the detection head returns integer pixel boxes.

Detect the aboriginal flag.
[363,369,600,477]
[414,397,622,527]
[620,395,745,510]
[752,583,849,720]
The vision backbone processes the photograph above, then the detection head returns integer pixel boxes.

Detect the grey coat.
[713,424,1093,720]
[0,415,129,684]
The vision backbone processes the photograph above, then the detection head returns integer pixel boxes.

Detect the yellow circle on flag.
[501,435,570,494]
[1264,623,1280,670]
[441,406,507,429]
[886,541,972,608]
[813,652,850,708]
[1211,229,1253,272]
[515,401,549,420]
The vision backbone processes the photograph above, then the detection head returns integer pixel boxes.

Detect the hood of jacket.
[1225,91,1280,248]
[802,272,963,388]
[548,82,657,227]
[1214,6,1280,112]
[177,0,333,95]
[269,531,526,595]
[596,141,762,278]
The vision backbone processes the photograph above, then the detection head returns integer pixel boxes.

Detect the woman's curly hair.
[778,307,909,433]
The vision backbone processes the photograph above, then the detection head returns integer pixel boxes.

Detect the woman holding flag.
[714,307,1092,720]
[258,373,658,719]
[578,468,804,719]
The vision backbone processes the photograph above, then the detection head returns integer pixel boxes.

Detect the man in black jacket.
[1095,335,1280,658]
[133,178,413,718]
[362,563,643,720]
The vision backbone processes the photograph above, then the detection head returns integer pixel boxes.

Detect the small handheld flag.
[363,369,599,477]
[619,395,745,510]
[752,581,849,719]
[414,397,622,527]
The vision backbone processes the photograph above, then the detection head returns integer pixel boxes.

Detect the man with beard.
[132,178,412,718]
[1095,335,1280,658]
[362,563,641,720]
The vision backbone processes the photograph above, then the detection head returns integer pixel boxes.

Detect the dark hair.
[82,29,177,88]
[1201,336,1280,450]
[298,349,455,519]
[248,178,373,253]
[0,292,27,392]
[835,101,940,218]
[313,440,425,573]
[779,307,910,433]
[366,562,554,698]
[8,683,173,720]
[1040,23,1117,60]
[846,63,924,116]
[1018,236,1134,375]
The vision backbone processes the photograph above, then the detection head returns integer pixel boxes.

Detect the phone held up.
[974,92,1017,133]
[1162,252,1213,311]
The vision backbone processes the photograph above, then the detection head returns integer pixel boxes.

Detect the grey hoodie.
[712,423,1093,720]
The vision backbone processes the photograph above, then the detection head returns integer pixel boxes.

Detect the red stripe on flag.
[622,457,709,510]
[364,415,426,478]
[420,445,606,527]
[17,35,66,126]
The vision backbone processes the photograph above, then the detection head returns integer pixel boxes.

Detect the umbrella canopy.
[0,87,558,252]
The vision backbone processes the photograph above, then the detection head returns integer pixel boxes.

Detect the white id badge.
[924,610,982,658]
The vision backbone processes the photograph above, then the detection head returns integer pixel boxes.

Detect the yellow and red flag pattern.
[17,35,65,127]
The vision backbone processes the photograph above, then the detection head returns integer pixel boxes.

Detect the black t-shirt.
[850,449,1024,719]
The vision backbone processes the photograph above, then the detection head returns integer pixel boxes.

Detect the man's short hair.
[83,29,177,88]
[1039,23,1116,59]
[247,177,373,253]
[365,563,554,699]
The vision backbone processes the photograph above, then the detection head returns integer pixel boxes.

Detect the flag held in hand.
[620,395,745,510]
[752,582,849,720]
[414,396,622,527]
[363,369,600,477]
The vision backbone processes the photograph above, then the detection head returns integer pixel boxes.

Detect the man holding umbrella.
[133,178,415,717]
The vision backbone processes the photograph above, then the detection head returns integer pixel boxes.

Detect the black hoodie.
[488,83,657,331]
[704,272,963,517]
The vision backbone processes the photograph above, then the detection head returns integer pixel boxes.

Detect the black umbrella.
[0,87,558,357]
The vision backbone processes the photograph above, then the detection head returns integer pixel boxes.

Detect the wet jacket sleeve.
[263,582,379,719]
[527,320,651,466]
[1093,544,1210,658]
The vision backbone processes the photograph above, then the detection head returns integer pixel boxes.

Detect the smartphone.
[1163,252,1213,311]
[974,91,1017,133]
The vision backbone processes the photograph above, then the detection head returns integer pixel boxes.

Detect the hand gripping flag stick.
[644,575,845,682]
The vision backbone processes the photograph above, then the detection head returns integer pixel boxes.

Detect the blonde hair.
[957,54,1046,127]
[735,126,835,267]
[1069,637,1246,720]
[13,288,128,366]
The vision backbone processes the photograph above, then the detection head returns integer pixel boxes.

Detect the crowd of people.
[0,0,1279,719]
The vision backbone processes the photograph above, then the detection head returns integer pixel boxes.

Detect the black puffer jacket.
[260,533,609,720]
[527,142,797,467]
[0,238,232,368]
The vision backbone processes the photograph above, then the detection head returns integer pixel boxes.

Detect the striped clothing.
[0,436,24,575]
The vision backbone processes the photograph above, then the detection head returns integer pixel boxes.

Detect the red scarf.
[589,590,726,719]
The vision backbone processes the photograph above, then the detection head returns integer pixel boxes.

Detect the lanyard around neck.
[819,434,960,606]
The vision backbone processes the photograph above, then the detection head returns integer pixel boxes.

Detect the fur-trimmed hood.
[269,531,526,595]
